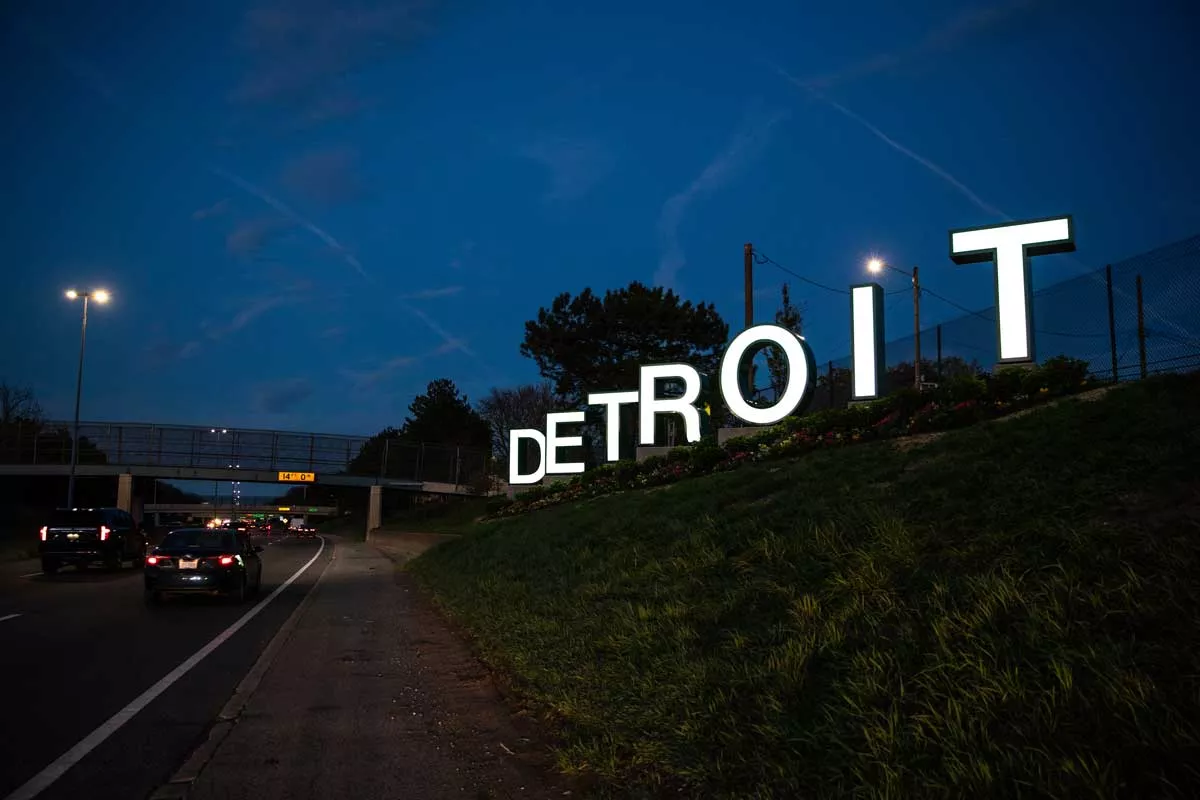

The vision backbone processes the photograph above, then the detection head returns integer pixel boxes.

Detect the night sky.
[2,0,1197,440]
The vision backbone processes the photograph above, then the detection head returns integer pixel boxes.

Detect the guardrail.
[0,421,491,487]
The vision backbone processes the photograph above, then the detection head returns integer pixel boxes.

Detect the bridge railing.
[0,421,491,487]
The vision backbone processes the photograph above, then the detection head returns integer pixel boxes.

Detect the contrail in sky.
[776,67,1195,340]
[210,167,372,281]
[211,166,496,361]
[778,68,1007,220]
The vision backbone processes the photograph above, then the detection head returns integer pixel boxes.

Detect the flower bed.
[485,356,1095,519]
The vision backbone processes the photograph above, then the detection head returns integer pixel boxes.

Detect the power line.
[753,251,849,295]
[756,246,1120,343]
[921,289,1108,340]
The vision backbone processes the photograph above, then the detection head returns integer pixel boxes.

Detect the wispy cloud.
[448,240,476,270]
[213,167,370,280]
[341,331,479,390]
[797,0,1047,91]
[226,215,293,258]
[192,199,231,220]
[212,167,487,366]
[280,146,364,205]
[400,302,476,357]
[144,339,203,365]
[781,70,1008,220]
[256,378,314,413]
[229,0,437,127]
[655,110,788,288]
[520,136,616,202]
[342,354,418,388]
[398,285,463,300]
[198,291,311,347]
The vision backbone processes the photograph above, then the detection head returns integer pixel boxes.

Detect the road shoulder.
[181,536,578,799]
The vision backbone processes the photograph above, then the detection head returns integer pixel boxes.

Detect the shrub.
[485,496,513,514]
[939,373,988,403]
[491,352,1100,519]
[1038,355,1092,395]
[990,367,1028,402]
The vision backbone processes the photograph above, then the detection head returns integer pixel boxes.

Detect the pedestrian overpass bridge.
[144,504,339,516]
[0,420,496,533]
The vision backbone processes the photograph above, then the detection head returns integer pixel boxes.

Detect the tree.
[521,282,730,403]
[477,383,558,465]
[0,381,43,425]
[765,283,805,401]
[0,381,45,464]
[885,356,982,394]
[401,378,492,451]
[520,282,729,455]
[346,426,403,477]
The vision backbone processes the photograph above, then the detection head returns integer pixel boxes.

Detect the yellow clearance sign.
[278,471,316,482]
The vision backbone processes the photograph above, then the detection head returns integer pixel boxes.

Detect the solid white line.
[19,573,41,579]
[2,537,327,800]
[0,613,20,623]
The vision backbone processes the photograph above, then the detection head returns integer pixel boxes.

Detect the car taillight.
[99,525,110,541]
[218,555,235,566]
[146,556,159,565]
[40,526,48,541]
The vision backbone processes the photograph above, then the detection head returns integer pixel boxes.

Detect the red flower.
[873,410,901,428]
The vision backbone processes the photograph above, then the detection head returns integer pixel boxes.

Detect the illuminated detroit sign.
[509,215,1075,484]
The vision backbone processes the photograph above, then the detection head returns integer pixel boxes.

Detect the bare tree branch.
[476,383,558,463]
[0,382,44,426]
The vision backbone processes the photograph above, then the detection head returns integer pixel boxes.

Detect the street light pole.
[866,260,922,390]
[67,294,89,509]
[911,265,921,390]
[64,288,109,508]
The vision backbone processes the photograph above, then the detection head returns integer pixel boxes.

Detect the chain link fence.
[798,232,1200,411]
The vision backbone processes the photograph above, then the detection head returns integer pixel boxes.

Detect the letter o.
[718,324,815,426]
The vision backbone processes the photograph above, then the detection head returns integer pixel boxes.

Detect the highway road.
[0,534,331,800]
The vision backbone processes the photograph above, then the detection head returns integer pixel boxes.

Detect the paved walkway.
[179,538,573,799]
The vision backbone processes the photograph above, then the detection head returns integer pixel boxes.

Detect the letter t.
[949,216,1075,364]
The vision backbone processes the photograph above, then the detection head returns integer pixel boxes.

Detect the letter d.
[508,429,547,485]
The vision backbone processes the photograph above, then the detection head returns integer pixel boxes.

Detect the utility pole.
[912,265,921,390]
[744,243,755,400]
[67,295,90,509]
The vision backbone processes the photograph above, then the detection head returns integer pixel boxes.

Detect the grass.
[408,373,1200,799]
[379,496,491,534]
[0,518,39,561]
[0,538,37,562]
[314,515,367,541]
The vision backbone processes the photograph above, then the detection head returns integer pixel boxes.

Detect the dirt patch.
[994,385,1117,424]
[380,558,591,798]
[370,531,461,565]
[890,431,946,452]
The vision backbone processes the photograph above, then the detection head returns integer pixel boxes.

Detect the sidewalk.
[179,538,577,799]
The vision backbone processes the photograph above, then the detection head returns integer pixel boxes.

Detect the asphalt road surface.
[0,534,331,800]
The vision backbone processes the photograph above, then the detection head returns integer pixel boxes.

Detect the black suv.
[39,507,148,574]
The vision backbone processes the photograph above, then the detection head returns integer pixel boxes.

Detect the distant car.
[39,507,147,574]
[144,528,264,605]
[218,521,251,537]
[295,526,319,539]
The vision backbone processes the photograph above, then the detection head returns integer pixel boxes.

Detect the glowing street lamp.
[64,288,111,508]
[866,259,922,389]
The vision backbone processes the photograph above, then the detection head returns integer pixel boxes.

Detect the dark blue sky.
[2,0,1197,438]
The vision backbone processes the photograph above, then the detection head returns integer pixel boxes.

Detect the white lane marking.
[3,537,327,800]
[0,613,20,623]
[19,573,42,579]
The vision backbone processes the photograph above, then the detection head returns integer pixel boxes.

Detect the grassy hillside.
[409,373,1200,799]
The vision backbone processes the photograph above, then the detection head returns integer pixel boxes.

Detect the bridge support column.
[117,474,133,513]
[366,485,382,539]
